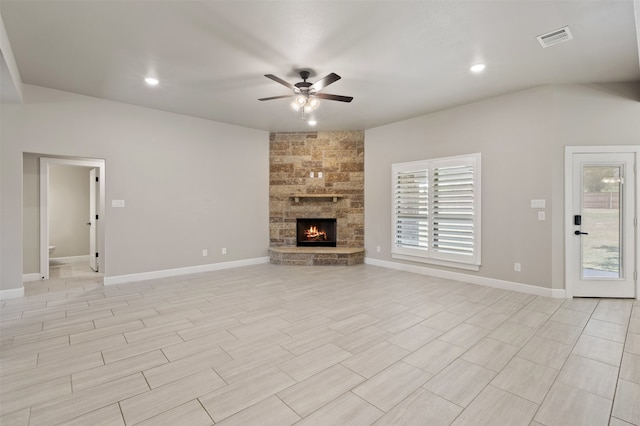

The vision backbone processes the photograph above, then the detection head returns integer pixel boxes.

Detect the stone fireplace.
[268,131,365,265]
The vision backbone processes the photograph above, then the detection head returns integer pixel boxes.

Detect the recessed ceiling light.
[144,77,159,86]
[308,119,317,126]
[470,64,486,73]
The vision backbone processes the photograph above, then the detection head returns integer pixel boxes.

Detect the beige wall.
[365,83,639,290]
[49,164,91,258]
[2,84,269,291]
[22,154,39,273]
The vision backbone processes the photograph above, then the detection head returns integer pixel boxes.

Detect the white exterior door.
[566,148,637,298]
[89,168,98,272]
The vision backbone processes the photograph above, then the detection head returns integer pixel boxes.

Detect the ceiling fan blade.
[264,74,295,90]
[310,73,341,92]
[258,95,294,101]
[314,93,353,103]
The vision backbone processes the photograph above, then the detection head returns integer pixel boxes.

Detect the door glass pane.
[581,165,622,279]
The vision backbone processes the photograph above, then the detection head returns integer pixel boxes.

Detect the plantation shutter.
[394,170,429,249]
[391,153,481,270]
[432,163,475,258]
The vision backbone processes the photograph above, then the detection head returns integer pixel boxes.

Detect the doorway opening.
[39,157,106,281]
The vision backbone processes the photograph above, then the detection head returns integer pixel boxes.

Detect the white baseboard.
[365,257,566,299]
[23,273,42,283]
[0,287,25,300]
[103,257,270,286]
[50,255,90,263]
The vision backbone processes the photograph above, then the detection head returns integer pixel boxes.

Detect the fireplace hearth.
[296,218,337,247]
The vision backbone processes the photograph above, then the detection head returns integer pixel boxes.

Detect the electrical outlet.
[202,249,208,257]
[221,248,227,255]
[376,246,381,252]
[538,211,545,221]
[514,262,521,272]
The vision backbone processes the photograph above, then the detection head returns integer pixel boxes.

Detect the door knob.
[574,230,588,235]
[86,222,91,225]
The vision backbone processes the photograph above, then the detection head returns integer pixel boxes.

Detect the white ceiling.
[1,1,639,132]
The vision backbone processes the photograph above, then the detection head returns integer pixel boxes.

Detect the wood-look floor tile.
[73,350,168,391]
[524,297,563,315]
[120,369,223,425]
[612,379,640,425]
[70,320,144,344]
[199,367,295,423]
[136,400,213,426]
[373,388,462,426]
[550,307,590,328]
[353,361,432,412]
[144,347,229,388]
[572,334,624,366]
[517,336,572,370]
[280,326,342,356]
[387,324,442,351]
[0,375,71,416]
[559,355,619,401]
[1,351,104,393]
[490,357,558,404]
[294,392,383,426]
[461,337,519,372]
[215,343,293,384]
[278,343,352,382]
[438,323,489,349]
[488,321,537,347]
[625,332,640,356]
[215,396,299,426]
[420,311,467,332]
[620,351,640,384]
[464,309,509,330]
[2,264,638,425]
[452,385,538,426]
[0,408,30,426]
[507,309,550,328]
[161,330,237,361]
[333,325,391,354]
[30,373,149,426]
[535,321,582,346]
[101,333,183,364]
[583,318,627,343]
[278,364,364,417]
[423,358,496,407]
[535,382,612,426]
[61,403,125,426]
[342,341,409,378]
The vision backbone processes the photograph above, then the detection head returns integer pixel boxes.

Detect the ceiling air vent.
[536,26,573,48]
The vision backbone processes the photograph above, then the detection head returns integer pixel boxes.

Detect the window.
[392,153,481,270]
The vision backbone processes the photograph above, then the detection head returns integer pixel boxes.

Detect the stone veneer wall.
[269,131,364,248]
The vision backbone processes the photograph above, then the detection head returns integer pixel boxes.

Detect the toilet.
[48,245,56,255]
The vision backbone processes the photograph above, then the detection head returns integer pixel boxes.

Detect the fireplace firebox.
[296,218,337,247]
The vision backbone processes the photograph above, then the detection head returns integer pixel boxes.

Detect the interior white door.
[567,151,636,298]
[89,168,98,272]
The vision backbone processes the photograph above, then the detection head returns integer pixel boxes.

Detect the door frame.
[564,145,639,299]
[39,157,106,280]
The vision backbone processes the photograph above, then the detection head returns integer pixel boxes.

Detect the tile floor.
[1,263,639,425]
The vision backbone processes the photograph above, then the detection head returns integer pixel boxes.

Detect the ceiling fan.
[259,70,353,120]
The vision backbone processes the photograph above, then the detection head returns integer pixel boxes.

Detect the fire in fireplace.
[296,218,337,247]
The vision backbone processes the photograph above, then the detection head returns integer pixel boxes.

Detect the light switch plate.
[112,200,125,208]
[531,199,546,209]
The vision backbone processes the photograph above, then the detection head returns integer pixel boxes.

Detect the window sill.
[391,253,480,272]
